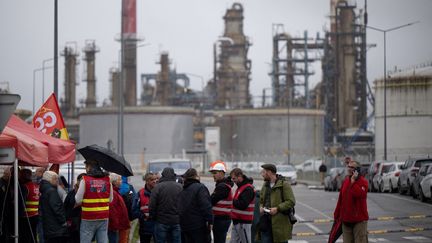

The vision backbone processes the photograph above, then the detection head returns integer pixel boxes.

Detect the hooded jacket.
[178,178,213,231]
[232,176,255,224]
[39,180,68,239]
[149,168,183,225]
[211,177,234,220]
[334,175,369,223]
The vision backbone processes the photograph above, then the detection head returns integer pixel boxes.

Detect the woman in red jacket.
[108,173,131,243]
[334,160,369,243]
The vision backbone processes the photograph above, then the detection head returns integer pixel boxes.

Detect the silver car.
[380,162,404,193]
[372,162,393,192]
[419,166,432,202]
[278,165,297,185]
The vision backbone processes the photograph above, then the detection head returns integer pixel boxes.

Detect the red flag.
[33,93,69,140]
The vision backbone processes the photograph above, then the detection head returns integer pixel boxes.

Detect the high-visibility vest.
[212,183,232,217]
[231,183,255,222]
[139,188,150,218]
[25,182,39,217]
[81,175,111,220]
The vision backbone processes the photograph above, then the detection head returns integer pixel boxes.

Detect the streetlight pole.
[367,21,419,161]
[33,66,53,115]
[54,0,58,98]
[42,58,54,102]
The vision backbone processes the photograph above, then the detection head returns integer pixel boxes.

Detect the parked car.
[372,162,394,192]
[278,165,297,185]
[147,158,192,183]
[398,158,432,196]
[324,167,344,191]
[412,164,432,199]
[419,166,432,202]
[367,161,384,192]
[295,159,322,173]
[380,162,404,193]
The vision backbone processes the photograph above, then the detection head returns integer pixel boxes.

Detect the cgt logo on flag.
[33,93,69,140]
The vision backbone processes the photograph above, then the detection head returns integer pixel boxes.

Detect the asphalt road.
[129,176,432,243]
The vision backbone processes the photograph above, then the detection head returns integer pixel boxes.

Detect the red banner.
[33,93,69,140]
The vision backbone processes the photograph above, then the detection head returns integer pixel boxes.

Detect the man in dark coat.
[178,168,213,243]
[0,167,13,243]
[149,167,182,243]
[39,171,68,243]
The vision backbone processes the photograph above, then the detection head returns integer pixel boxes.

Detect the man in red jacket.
[334,160,368,243]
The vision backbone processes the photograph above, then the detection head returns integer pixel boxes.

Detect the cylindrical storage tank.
[374,71,432,161]
[214,108,325,164]
[79,106,195,171]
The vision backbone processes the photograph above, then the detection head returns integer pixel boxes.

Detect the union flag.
[33,93,69,140]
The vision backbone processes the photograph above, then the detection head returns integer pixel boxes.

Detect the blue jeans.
[108,230,118,243]
[261,230,272,243]
[80,219,109,243]
[213,218,231,243]
[154,222,181,243]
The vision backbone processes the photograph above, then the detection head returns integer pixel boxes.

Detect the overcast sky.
[1,0,431,112]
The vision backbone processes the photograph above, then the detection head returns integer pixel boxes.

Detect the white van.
[147,158,192,176]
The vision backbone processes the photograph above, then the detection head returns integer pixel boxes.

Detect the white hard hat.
[209,160,226,173]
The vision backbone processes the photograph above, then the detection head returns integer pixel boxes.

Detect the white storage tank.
[374,67,432,160]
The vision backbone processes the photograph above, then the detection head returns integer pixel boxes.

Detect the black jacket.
[149,168,182,225]
[64,189,81,233]
[39,180,68,239]
[232,176,255,224]
[211,177,234,220]
[178,178,213,231]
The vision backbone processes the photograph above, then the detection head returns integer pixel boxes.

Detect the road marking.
[296,214,323,234]
[296,201,333,219]
[403,236,430,242]
[369,238,389,242]
[380,193,432,208]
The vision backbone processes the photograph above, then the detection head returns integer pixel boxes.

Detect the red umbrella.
[328,218,342,243]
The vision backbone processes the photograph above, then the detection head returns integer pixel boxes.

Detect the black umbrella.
[78,144,133,177]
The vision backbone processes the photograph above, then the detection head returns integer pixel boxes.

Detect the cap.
[182,168,198,179]
[261,163,277,174]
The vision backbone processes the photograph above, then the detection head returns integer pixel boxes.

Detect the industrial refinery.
[6,0,430,170]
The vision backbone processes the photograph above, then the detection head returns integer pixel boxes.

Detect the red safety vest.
[25,182,39,217]
[212,183,233,217]
[231,183,255,222]
[139,188,150,218]
[81,175,111,220]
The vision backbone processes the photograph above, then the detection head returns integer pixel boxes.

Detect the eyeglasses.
[347,166,356,169]
[211,171,218,175]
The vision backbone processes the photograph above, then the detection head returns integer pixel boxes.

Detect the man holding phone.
[333,160,369,243]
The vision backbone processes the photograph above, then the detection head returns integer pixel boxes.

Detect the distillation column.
[61,45,79,117]
[83,40,99,108]
[216,3,252,108]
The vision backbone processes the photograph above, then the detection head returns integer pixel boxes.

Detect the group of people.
[131,160,297,243]
[0,157,369,243]
[0,160,135,243]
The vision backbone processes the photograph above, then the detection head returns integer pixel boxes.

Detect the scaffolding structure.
[270,27,324,108]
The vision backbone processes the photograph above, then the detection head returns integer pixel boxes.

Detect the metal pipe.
[54,0,58,98]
